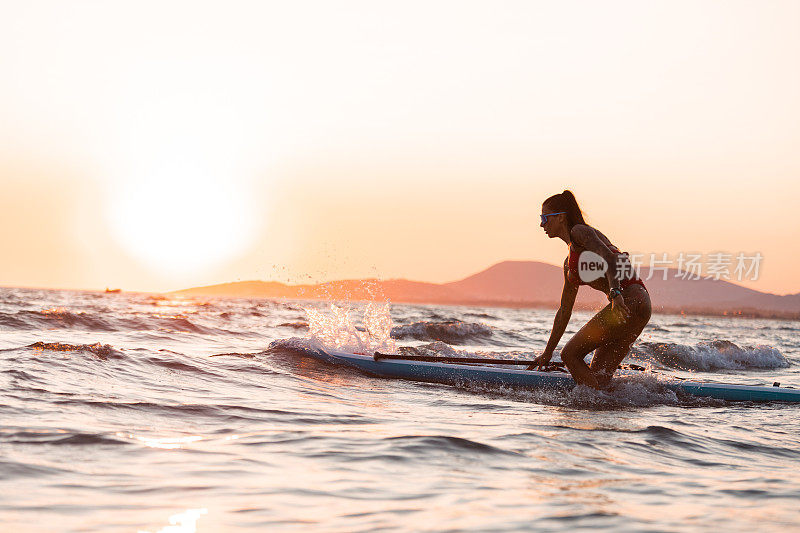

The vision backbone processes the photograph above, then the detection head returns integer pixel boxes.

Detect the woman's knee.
[560,350,580,367]
[631,292,652,324]
[559,338,585,364]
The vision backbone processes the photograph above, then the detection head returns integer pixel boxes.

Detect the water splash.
[304,302,397,354]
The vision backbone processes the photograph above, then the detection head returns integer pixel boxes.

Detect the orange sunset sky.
[1,1,799,295]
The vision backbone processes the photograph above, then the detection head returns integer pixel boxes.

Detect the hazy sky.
[2,1,799,294]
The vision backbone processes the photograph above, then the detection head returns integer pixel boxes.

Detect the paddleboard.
[304,347,800,403]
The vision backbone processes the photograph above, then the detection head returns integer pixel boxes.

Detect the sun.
[94,51,274,280]
[105,165,258,278]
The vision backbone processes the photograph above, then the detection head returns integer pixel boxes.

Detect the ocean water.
[1,286,799,532]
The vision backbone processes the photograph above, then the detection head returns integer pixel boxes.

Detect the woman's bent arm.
[544,307,571,355]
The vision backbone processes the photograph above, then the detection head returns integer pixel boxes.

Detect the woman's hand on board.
[526,349,554,370]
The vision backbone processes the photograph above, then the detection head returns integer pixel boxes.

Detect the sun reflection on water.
[117,432,204,450]
[138,508,208,533]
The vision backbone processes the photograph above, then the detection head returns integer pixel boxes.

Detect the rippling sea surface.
[1,287,799,532]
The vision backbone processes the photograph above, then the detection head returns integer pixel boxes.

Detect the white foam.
[456,370,706,408]
[632,340,790,371]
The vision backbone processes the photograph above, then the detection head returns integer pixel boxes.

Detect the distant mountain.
[636,269,800,313]
[172,261,800,318]
[445,261,566,302]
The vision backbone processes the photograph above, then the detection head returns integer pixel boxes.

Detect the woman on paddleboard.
[528,190,651,388]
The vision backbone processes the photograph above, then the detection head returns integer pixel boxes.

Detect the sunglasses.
[540,211,566,225]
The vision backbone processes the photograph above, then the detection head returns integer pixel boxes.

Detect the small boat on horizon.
[104,288,122,294]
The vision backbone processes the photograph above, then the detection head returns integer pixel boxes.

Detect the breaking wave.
[27,341,124,359]
[631,340,789,371]
[390,320,493,344]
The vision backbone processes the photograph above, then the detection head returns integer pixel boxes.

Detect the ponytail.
[543,190,586,229]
